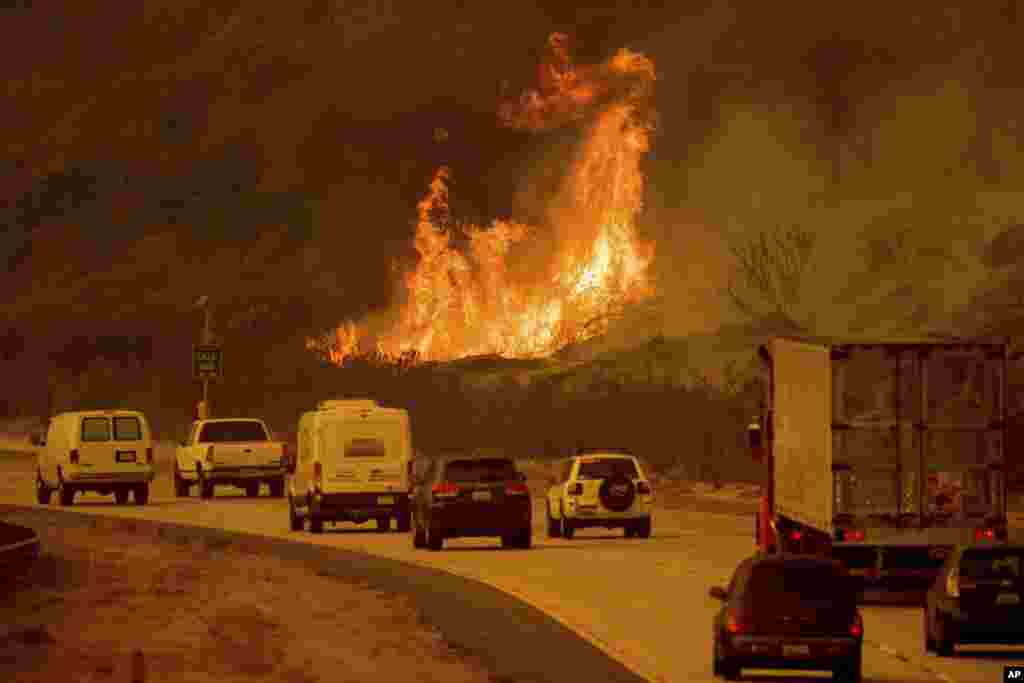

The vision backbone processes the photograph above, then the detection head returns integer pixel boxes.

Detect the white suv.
[545,451,653,539]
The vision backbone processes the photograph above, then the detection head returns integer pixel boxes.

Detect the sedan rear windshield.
[577,458,638,480]
[961,551,1023,579]
[444,458,518,483]
[199,421,268,442]
[747,565,855,609]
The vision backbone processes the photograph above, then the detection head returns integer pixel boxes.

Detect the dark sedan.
[411,454,532,551]
[710,554,864,682]
[925,544,1024,656]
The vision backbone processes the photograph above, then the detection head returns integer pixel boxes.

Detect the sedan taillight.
[505,483,530,496]
[432,482,460,499]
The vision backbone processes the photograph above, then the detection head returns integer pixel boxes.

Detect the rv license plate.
[472,491,492,502]
[997,592,1021,606]
[782,644,811,658]
[115,451,136,463]
[377,496,395,505]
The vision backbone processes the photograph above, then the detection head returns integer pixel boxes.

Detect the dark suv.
[411,453,532,551]
[925,544,1024,656]
[710,554,864,682]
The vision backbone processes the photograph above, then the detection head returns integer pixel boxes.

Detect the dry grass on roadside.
[0,524,497,683]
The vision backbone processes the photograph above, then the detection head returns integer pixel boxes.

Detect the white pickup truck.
[174,418,288,499]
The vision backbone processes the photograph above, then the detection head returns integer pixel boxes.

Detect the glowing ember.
[310,34,657,364]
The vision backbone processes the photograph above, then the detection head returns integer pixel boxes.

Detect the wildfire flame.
[310,34,657,365]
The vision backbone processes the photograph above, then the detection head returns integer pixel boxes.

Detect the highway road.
[1,447,1020,682]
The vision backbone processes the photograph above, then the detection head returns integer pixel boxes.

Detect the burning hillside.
[311,34,657,364]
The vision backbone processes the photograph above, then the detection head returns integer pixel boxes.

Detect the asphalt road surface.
[2,449,1019,682]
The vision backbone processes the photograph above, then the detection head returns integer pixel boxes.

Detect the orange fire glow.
[310,34,657,364]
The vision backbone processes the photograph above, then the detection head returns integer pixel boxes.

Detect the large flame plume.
[310,33,657,364]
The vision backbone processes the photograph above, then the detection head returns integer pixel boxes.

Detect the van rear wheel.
[36,471,52,505]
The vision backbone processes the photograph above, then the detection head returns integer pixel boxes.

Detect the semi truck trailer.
[750,337,1010,590]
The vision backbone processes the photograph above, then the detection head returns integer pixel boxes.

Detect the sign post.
[192,297,221,419]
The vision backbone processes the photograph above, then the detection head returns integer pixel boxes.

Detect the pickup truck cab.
[34,410,155,506]
[174,418,287,499]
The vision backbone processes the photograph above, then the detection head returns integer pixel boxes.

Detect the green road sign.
[192,345,223,380]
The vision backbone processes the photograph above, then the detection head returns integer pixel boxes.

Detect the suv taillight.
[568,483,583,496]
[849,613,862,638]
[505,483,529,496]
[432,482,460,499]
[637,481,651,495]
[69,449,79,465]
[145,447,153,464]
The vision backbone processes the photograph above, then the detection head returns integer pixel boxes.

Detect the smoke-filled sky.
[4,1,1024,346]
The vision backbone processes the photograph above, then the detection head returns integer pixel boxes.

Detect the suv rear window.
[444,458,517,483]
[199,421,268,442]
[577,458,638,480]
[81,418,110,442]
[748,564,854,608]
[113,416,142,441]
[961,550,1023,579]
[345,438,387,458]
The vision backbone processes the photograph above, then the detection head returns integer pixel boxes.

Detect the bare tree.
[725,223,817,329]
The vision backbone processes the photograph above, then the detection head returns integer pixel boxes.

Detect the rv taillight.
[432,482,460,499]
[69,449,79,465]
[145,448,153,464]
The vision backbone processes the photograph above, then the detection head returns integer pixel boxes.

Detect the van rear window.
[345,438,387,458]
[81,418,110,442]
[113,417,142,441]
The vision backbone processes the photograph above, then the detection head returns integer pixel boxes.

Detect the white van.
[34,410,155,506]
[287,401,412,534]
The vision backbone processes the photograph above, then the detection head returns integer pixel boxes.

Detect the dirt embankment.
[0,523,496,683]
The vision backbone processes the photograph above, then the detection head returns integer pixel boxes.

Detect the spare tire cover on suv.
[599,473,636,512]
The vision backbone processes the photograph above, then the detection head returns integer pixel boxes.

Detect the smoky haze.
[2,1,1023,418]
